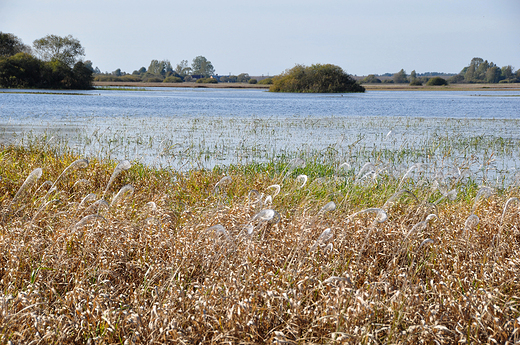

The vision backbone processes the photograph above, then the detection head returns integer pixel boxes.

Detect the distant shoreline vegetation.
[0,33,93,90]
[269,64,365,93]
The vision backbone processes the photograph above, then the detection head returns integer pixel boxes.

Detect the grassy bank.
[93,81,270,89]
[1,142,519,343]
[93,81,520,91]
[362,82,520,91]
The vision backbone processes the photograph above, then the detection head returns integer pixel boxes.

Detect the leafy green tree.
[148,60,166,76]
[175,60,191,76]
[236,73,251,83]
[361,74,381,84]
[191,56,214,77]
[0,52,42,88]
[32,34,85,67]
[464,63,476,82]
[163,76,182,83]
[0,32,31,57]
[270,64,364,93]
[258,77,273,85]
[393,69,408,83]
[71,61,94,89]
[426,77,448,86]
[485,66,501,83]
[501,65,514,80]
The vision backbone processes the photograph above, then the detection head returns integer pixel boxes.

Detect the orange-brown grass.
[0,144,519,344]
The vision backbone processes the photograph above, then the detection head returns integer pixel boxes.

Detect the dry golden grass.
[1,144,519,344]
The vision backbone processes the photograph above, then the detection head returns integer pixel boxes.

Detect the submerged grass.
[1,141,520,343]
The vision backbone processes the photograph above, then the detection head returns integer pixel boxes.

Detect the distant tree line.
[449,57,519,84]
[95,57,267,85]
[95,56,228,83]
[0,32,93,89]
[360,58,519,86]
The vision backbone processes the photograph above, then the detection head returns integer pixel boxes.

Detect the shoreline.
[93,81,270,89]
[93,81,520,91]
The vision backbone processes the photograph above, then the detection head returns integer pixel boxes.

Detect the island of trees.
[0,32,93,89]
[269,64,365,93]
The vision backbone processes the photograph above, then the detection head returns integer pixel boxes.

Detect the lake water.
[1,88,520,184]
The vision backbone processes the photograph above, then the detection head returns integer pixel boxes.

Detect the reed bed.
[1,141,519,344]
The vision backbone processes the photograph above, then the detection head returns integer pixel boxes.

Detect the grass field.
[1,138,519,343]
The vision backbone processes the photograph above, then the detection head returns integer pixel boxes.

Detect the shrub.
[426,77,448,86]
[361,74,381,84]
[196,77,218,84]
[249,79,257,84]
[409,79,423,86]
[258,77,273,85]
[163,76,182,83]
[270,64,364,93]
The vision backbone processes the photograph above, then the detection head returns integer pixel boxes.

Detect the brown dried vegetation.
[0,144,519,344]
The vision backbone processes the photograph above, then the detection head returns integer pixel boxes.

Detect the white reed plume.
[403,214,438,242]
[251,209,276,223]
[110,184,135,208]
[144,201,157,213]
[248,189,262,210]
[281,158,305,182]
[494,197,519,250]
[323,276,351,285]
[266,184,281,198]
[295,174,308,189]
[464,214,479,237]
[103,159,132,195]
[45,159,89,199]
[355,162,375,180]
[337,162,351,176]
[7,168,43,214]
[71,214,106,233]
[350,208,388,264]
[213,175,232,195]
[418,238,435,251]
[79,194,97,208]
[244,224,254,235]
[31,199,60,222]
[472,186,494,213]
[382,189,419,210]
[433,189,457,205]
[310,228,333,252]
[346,208,388,224]
[34,180,52,195]
[72,179,90,190]
[207,224,234,245]
[318,201,336,214]
[499,197,518,226]
[84,199,109,215]
[207,224,227,236]
[397,163,428,189]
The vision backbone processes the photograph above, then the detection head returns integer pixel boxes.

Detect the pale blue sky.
[1,0,519,76]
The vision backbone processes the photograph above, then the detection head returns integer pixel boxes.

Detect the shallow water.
[1,88,520,184]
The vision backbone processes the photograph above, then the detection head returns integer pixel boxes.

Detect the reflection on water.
[1,88,520,185]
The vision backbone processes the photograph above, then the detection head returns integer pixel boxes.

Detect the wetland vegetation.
[1,117,520,342]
